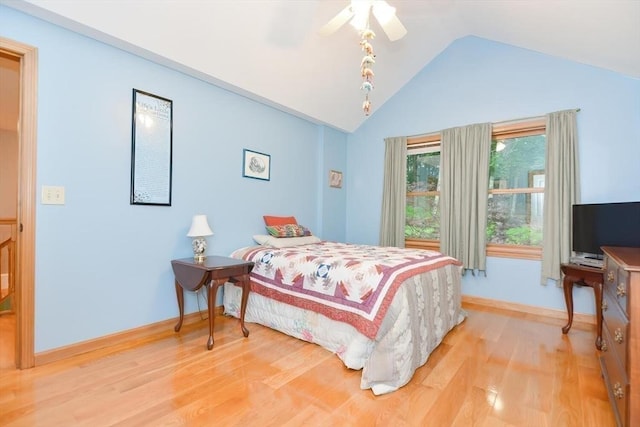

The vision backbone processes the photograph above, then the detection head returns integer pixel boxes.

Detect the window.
[406,143,440,238]
[487,122,546,258]
[405,119,546,259]
[406,134,441,251]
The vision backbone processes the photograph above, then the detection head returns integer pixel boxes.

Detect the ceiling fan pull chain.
[320,1,406,117]
[360,27,376,116]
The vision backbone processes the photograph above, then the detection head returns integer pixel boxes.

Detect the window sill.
[405,239,440,252]
[486,244,541,260]
[405,239,542,260]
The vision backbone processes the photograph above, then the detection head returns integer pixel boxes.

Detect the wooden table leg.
[174,280,184,332]
[560,263,604,350]
[206,279,228,350]
[239,274,250,337]
[589,279,603,350]
[561,273,603,349]
[562,275,574,334]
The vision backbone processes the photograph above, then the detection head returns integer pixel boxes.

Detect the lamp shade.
[186,214,213,237]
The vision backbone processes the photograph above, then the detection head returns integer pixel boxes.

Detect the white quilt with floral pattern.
[231,242,461,339]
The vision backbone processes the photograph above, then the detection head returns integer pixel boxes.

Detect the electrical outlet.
[42,186,65,205]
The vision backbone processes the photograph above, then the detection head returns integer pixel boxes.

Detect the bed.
[223,238,465,395]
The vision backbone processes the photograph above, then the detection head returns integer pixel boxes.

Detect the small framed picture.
[329,170,343,188]
[243,149,271,181]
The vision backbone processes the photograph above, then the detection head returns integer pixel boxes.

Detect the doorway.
[0,50,19,368]
[0,37,37,369]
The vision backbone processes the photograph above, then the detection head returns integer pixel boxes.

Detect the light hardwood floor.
[0,304,615,426]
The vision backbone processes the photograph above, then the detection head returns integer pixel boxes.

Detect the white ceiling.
[4,0,640,133]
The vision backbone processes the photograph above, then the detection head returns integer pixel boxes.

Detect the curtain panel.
[440,123,491,273]
[379,136,407,247]
[541,110,580,284]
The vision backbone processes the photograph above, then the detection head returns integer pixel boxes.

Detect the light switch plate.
[42,185,65,205]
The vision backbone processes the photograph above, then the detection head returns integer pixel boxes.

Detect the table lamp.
[186,214,213,262]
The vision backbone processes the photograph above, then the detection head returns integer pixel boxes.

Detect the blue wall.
[1,5,347,352]
[319,126,348,242]
[347,36,640,315]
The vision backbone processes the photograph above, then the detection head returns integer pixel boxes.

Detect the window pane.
[487,193,543,245]
[488,132,545,247]
[490,135,545,189]
[406,149,440,240]
[407,150,440,192]
[406,195,440,239]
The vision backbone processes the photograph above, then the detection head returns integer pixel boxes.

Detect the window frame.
[406,133,441,251]
[405,119,546,260]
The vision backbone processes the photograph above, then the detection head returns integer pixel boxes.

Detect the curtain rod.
[494,108,580,127]
[406,108,581,139]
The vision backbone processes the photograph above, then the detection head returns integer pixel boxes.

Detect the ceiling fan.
[320,0,407,41]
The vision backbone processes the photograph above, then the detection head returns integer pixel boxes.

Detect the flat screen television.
[572,201,640,257]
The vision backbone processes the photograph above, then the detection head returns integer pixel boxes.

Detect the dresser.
[600,246,640,427]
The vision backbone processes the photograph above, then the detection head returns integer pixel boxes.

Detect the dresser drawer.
[601,246,640,427]
[604,260,629,315]
[602,289,630,371]
[600,326,629,426]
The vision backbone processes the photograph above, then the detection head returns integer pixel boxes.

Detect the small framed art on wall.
[242,149,271,181]
[329,170,343,188]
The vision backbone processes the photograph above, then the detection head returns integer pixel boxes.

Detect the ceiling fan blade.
[319,5,354,36]
[372,2,407,41]
[379,14,407,41]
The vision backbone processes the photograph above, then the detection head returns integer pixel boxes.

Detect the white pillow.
[253,234,321,248]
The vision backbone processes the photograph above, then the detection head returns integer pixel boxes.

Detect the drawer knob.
[616,283,626,298]
[614,328,624,344]
[607,270,615,283]
[613,382,624,399]
[602,299,608,312]
[601,340,608,352]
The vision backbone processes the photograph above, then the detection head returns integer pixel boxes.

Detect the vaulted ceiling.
[5,0,640,133]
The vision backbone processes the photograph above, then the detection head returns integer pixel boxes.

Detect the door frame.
[0,37,37,369]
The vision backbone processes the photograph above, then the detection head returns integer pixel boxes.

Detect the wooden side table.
[171,256,254,350]
[560,262,604,350]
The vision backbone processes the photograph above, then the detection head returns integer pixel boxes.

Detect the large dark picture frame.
[130,89,173,206]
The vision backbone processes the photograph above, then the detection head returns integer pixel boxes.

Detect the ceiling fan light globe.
[349,14,369,31]
[349,0,373,30]
[371,1,396,26]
